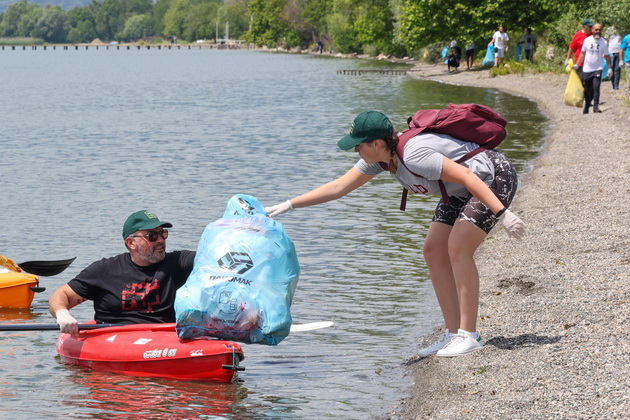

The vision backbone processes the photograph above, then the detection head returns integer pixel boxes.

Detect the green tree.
[184,2,221,41]
[36,6,68,43]
[0,0,42,37]
[327,0,360,53]
[66,5,96,43]
[299,0,332,42]
[17,3,43,37]
[151,0,173,36]
[163,0,191,39]
[94,0,152,41]
[94,0,126,40]
[246,0,288,46]
[122,13,152,41]
[353,0,401,55]
[217,0,250,41]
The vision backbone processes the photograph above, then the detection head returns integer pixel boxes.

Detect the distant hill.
[0,0,93,14]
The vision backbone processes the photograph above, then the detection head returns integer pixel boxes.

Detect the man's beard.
[594,34,601,39]
[136,246,166,265]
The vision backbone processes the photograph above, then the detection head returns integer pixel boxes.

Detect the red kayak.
[56,323,244,382]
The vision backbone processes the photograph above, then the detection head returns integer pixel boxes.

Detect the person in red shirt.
[566,18,594,77]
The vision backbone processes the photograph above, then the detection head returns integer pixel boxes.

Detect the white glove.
[56,309,79,335]
[564,58,569,67]
[265,200,294,217]
[607,69,612,79]
[500,210,526,239]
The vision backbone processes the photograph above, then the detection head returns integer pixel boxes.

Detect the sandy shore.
[390,63,630,419]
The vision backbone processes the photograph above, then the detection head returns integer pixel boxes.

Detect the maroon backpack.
[381,103,508,210]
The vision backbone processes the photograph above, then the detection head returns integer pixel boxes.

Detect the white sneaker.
[436,329,484,357]
[417,329,457,357]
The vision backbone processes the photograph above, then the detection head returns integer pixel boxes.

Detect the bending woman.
[265,110,525,357]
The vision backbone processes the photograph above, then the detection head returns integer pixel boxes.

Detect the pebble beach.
[391,63,630,419]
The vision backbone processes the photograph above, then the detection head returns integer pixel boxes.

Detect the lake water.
[0,49,547,419]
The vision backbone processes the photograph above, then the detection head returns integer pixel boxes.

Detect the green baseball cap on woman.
[122,210,173,238]
[337,111,393,150]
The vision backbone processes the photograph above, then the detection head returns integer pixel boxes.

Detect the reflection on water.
[63,369,249,419]
[0,50,547,419]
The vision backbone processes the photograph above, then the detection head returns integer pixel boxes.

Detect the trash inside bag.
[564,69,584,107]
[175,194,300,345]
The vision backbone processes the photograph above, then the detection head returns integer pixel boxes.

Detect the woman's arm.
[291,168,376,208]
[265,168,376,216]
[439,157,506,214]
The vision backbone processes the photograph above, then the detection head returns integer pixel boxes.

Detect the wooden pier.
[336,69,408,75]
[0,43,252,51]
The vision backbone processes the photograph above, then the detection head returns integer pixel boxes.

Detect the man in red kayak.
[49,210,195,335]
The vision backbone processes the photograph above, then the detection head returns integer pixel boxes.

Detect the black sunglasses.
[130,229,169,242]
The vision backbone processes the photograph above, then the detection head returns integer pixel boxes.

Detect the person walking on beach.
[520,28,537,60]
[489,26,509,67]
[566,19,594,78]
[619,31,630,96]
[574,23,611,113]
[465,41,475,70]
[264,110,525,357]
[606,27,621,90]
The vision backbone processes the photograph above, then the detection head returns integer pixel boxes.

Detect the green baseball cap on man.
[337,111,393,150]
[122,210,173,238]
[582,18,594,26]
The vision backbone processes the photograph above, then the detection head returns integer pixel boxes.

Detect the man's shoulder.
[89,253,129,267]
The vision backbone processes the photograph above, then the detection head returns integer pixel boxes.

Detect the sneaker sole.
[435,345,483,358]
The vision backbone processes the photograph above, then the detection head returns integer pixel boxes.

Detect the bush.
[420,42,447,63]
[489,60,525,77]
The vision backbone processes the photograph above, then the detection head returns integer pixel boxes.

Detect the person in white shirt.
[489,26,509,67]
[606,27,622,90]
[574,23,612,113]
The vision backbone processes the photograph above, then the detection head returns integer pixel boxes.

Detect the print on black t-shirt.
[122,279,161,312]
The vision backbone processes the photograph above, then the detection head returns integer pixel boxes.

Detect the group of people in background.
[565,18,630,114]
[447,20,628,112]
[447,26,537,72]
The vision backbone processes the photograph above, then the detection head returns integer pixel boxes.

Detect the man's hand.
[56,309,79,335]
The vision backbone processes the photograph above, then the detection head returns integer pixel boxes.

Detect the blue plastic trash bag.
[175,194,300,345]
[602,59,609,79]
[482,45,495,67]
[441,46,449,59]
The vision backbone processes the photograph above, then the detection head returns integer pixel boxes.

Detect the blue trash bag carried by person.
[175,194,300,345]
[482,44,495,66]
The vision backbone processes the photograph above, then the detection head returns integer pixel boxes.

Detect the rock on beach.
[392,63,630,419]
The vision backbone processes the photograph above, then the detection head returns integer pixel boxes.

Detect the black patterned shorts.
[432,150,518,233]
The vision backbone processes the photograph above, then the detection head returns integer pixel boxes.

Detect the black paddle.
[0,321,334,332]
[18,257,77,276]
[0,324,115,332]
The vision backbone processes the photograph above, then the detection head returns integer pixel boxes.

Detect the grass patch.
[0,37,45,46]
[489,60,526,77]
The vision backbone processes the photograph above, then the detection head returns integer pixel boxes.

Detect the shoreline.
[392,63,629,419]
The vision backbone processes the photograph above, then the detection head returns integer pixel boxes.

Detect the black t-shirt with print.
[68,251,195,324]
